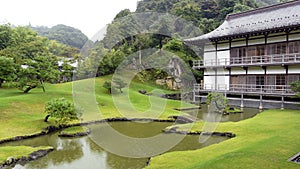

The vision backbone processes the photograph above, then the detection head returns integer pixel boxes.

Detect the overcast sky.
[0,0,138,38]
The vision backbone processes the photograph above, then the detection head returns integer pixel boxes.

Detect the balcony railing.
[194,84,295,95]
[193,53,300,68]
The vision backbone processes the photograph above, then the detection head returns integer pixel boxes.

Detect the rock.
[156,79,166,86]
[138,90,147,95]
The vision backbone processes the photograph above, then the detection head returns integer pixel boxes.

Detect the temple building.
[185,0,300,109]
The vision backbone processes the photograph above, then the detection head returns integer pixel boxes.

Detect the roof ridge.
[226,0,300,20]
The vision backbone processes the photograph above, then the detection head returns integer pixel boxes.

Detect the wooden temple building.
[185,0,300,109]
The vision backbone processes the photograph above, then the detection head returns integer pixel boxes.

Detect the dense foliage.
[82,0,273,83]
[32,24,89,49]
[44,98,83,125]
[0,24,79,92]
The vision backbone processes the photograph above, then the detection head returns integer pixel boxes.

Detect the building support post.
[193,90,196,103]
[259,94,263,110]
[241,93,244,108]
[281,96,284,110]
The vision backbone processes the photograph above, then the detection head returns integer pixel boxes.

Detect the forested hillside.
[32,24,88,49]
[81,0,281,82]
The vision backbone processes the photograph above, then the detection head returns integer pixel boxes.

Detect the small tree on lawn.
[290,81,300,93]
[44,98,83,125]
[206,92,229,113]
[290,81,300,100]
[113,78,127,93]
[103,81,112,94]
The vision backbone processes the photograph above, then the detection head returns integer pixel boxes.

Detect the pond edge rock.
[0,148,54,169]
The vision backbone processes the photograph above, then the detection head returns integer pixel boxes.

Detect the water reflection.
[191,105,259,122]
[5,122,228,169]
[3,106,261,169]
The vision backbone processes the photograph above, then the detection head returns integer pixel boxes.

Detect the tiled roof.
[185,0,300,43]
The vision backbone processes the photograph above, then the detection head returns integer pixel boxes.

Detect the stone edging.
[0,118,176,145]
[0,148,54,169]
[163,127,236,138]
[58,128,91,138]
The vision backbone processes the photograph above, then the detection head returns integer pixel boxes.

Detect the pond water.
[2,107,259,169]
[4,122,227,169]
[195,105,260,122]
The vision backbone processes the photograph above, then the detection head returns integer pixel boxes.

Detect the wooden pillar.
[193,87,196,103]
[241,93,244,108]
[259,94,263,110]
[281,96,285,110]
[215,41,218,90]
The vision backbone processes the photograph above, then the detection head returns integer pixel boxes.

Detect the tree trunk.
[119,88,123,93]
[44,115,50,122]
[40,80,45,92]
[24,85,37,93]
[0,79,3,88]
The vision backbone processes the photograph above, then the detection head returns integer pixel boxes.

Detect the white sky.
[0,0,138,38]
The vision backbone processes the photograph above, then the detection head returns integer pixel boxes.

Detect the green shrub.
[44,98,83,125]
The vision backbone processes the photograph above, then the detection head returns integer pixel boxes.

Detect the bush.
[44,98,83,125]
[290,81,300,93]
[206,92,229,112]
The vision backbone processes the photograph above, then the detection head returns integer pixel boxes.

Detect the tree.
[206,92,229,113]
[103,81,113,94]
[44,98,83,125]
[33,24,89,49]
[290,81,300,93]
[113,78,127,93]
[18,55,60,93]
[0,56,16,87]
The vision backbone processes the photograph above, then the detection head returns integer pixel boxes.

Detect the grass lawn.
[146,109,300,169]
[0,76,193,140]
[0,76,194,165]
[0,146,53,165]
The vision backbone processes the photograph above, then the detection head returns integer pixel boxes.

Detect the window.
[276,75,286,86]
[288,41,300,54]
[287,75,300,84]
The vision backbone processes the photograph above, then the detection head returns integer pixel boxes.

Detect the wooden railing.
[194,84,295,95]
[193,53,300,68]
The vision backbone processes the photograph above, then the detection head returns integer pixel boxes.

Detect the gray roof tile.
[185,0,300,43]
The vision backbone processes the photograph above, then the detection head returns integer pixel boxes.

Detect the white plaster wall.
[231,40,246,48]
[217,43,230,50]
[216,76,230,90]
[217,50,230,66]
[231,68,246,75]
[204,44,216,52]
[205,69,216,76]
[248,37,265,46]
[266,66,286,74]
[248,68,265,74]
[217,68,228,75]
[203,76,215,90]
[204,52,216,66]
[288,66,300,74]
[267,35,286,43]
[289,34,300,41]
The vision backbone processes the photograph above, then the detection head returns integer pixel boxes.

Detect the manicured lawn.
[0,76,192,141]
[146,109,300,169]
[0,76,194,165]
[0,146,53,165]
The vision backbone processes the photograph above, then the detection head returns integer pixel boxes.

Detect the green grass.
[0,76,192,140]
[146,109,300,169]
[0,76,193,165]
[0,146,53,165]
